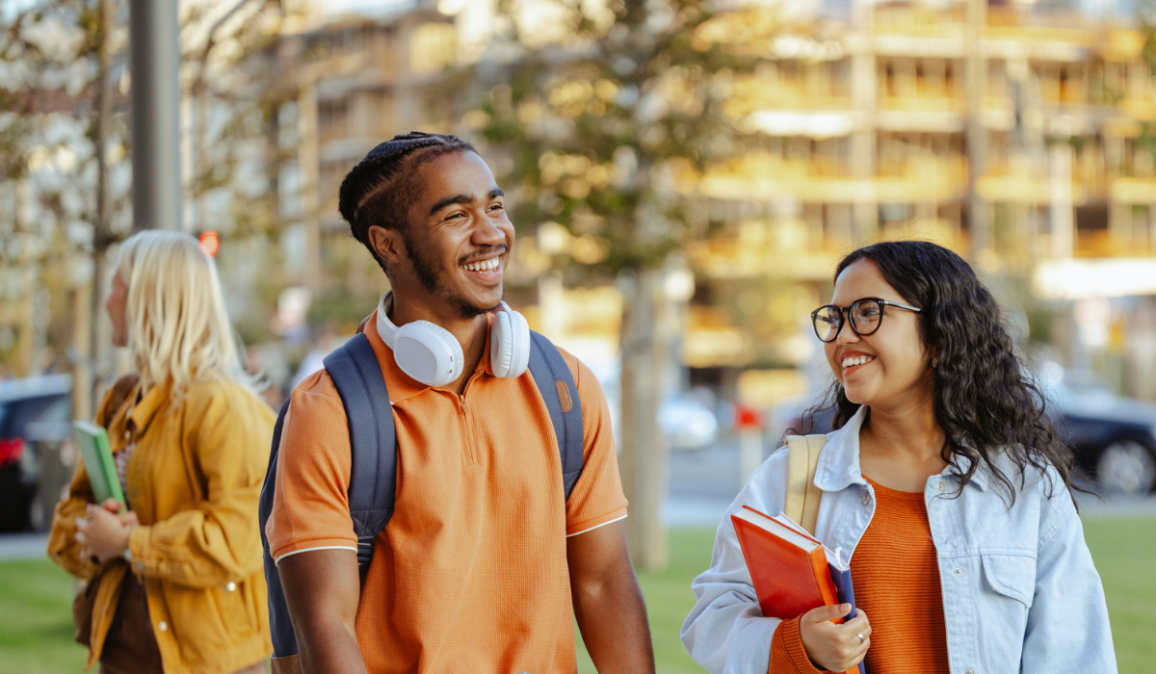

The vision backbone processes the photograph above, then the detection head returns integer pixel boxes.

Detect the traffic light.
[198,230,220,258]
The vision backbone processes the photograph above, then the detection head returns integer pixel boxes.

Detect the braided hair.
[338,131,477,273]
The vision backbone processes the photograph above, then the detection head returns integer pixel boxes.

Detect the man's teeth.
[842,355,875,369]
[462,258,500,272]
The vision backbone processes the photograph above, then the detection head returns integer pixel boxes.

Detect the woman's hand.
[76,501,136,564]
[799,604,871,672]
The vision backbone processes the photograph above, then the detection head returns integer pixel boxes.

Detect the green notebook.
[73,420,125,507]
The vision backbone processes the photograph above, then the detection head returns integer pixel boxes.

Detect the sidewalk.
[0,532,49,561]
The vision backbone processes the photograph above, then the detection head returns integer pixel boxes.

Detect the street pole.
[129,0,182,231]
[965,0,989,263]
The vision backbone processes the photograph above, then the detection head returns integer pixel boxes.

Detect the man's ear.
[368,225,405,266]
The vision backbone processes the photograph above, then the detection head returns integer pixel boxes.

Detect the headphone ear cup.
[504,309,531,378]
[393,321,463,387]
[490,311,515,378]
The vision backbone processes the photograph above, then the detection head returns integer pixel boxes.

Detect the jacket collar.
[813,405,990,493]
[127,378,172,439]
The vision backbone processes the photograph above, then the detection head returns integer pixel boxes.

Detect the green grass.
[0,560,88,672]
[2,520,1151,673]
[1082,516,1156,674]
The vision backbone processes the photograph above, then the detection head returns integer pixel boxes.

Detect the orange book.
[731,505,844,621]
[732,506,863,673]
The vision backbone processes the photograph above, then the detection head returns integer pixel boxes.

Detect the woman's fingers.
[100,498,122,513]
[803,603,853,624]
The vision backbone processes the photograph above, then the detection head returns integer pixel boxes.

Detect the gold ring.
[857,633,865,645]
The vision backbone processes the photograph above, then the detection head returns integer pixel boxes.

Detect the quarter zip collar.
[363,309,496,404]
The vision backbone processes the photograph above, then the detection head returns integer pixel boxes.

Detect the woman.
[681,241,1115,674]
[48,230,275,674]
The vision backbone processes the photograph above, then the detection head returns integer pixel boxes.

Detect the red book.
[731,505,844,622]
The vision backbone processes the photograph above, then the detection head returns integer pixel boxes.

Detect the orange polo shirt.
[266,311,628,674]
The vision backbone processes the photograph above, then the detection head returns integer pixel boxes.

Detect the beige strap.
[785,434,827,535]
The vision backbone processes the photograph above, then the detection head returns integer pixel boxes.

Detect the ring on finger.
[856,632,865,645]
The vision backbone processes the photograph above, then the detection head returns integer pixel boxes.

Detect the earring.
[932,356,939,368]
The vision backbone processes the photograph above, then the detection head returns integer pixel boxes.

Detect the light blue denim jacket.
[681,406,1117,674]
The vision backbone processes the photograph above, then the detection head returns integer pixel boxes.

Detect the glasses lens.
[849,299,883,335]
[813,306,841,342]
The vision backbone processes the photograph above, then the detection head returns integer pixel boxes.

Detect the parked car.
[0,374,72,532]
[1038,364,1156,499]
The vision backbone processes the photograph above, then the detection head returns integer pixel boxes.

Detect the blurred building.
[689,0,1156,405]
[699,0,1155,272]
[267,0,1156,402]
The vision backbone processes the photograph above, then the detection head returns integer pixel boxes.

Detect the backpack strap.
[260,398,296,659]
[322,332,396,572]
[527,330,585,499]
[785,434,826,536]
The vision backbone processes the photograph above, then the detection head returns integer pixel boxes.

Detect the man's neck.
[389,291,489,395]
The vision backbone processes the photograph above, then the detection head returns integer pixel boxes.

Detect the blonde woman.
[48,230,274,674]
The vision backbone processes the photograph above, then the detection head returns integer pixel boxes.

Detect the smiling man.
[266,133,655,674]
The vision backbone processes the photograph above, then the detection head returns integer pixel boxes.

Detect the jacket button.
[965,669,974,674]
[860,492,870,505]
[226,582,236,592]
[954,567,962,575]
[158,621,168,632]
[936,481,945,491]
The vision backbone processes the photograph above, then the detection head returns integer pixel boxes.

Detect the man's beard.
[404,231,500,320]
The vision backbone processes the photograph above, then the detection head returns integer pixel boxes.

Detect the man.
[266,132,655,674]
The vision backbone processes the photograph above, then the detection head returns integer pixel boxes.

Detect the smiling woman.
[682,241,1117,674]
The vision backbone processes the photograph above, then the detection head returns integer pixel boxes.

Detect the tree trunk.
[618,267,668,572]
[85,0,113,419]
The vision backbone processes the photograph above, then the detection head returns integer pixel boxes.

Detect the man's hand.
[568,521,655,674]
[799,604,871,672]
[277,548,367,674]
[76,502,132,564]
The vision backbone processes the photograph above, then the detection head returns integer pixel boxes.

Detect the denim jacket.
[681,406,1117,674]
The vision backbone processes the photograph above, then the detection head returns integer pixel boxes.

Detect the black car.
[1041,367,1156,499]
[0,375,73,532]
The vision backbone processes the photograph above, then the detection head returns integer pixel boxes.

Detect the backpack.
[257,330,584,660]
[784,434,826,535]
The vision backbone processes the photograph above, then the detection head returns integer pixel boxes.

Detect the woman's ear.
[368,225,405,266]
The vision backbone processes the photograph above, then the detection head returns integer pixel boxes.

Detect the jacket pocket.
[980,553,1036,607]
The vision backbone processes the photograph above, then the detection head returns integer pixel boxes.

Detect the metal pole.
[129,0,183,231]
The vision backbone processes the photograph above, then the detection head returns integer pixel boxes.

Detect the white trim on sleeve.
[566,513,627,538]
[273,545,358,566]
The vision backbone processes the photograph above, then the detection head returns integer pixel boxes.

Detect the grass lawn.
[3,518,1152,673]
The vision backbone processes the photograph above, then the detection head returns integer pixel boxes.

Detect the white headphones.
[375,291,531,387]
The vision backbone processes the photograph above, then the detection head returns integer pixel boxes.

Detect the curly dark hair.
[338,131,477,275]
[802,240,1082,506]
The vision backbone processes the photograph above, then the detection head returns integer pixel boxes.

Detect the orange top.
[769,476,950,674]
[266,311,628,674]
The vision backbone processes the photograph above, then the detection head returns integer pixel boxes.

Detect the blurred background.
[1,0,1155,671]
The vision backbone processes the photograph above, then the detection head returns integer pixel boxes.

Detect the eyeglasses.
[810,297,922,343]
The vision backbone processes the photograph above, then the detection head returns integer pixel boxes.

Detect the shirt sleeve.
[558,350,628,536]
[265,371,359,563]
[770,618,826,674]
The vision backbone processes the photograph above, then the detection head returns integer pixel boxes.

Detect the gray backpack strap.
[323,333,396,572]
[527,331,585,499]
[259,398,297,658]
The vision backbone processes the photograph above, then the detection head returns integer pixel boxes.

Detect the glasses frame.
[810,297,922,343]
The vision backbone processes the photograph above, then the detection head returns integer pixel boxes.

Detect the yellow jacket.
[48,377,275,674]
